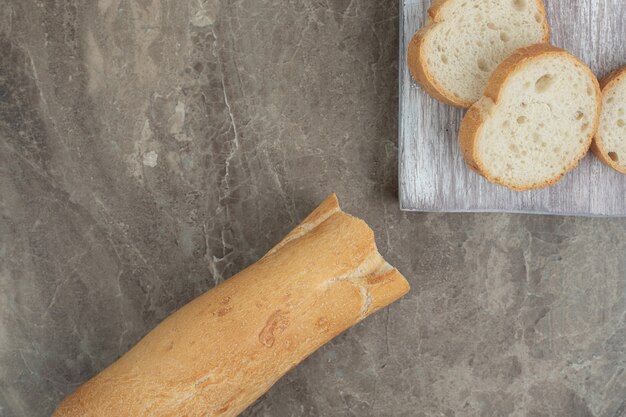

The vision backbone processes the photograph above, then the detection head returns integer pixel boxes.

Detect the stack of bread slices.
[408,0,625,191]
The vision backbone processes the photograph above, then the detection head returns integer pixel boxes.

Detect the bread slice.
[459,44,601,191]
[408,0,550,108]
[591,67,626,174]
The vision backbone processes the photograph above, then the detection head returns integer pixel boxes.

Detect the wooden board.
[399,0,626,216]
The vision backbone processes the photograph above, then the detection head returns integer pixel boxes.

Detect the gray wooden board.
[399,0,626,216]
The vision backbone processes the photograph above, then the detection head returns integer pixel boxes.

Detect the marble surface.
[0,0,625,416]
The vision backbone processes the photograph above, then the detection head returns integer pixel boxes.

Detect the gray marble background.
[0,1,625,416]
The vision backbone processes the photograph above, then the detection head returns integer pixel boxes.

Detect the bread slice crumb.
[459,44,601,191]
[408,0,550,108]
[592,67,626,174]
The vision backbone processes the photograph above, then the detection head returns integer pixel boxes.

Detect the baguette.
[52,194,410,417]
[459,44,601,191]
[591,66,626,174]
[408,0,550,108]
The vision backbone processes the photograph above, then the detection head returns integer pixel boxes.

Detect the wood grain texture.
[399,0,626,216]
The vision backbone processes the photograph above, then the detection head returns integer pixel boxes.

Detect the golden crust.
[591,66,626,174]
[52,194,410,417]
[459,44,602,191]
[407,0,551,108]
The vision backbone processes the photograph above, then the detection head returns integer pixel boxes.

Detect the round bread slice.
[408,0,550,108]
[591,67,626,174]
[459,44,601,191]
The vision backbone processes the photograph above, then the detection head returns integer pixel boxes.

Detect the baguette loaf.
[52,194,410,417]
[459,44,601,191]
[408,0,550,108]
[591,66,626,174]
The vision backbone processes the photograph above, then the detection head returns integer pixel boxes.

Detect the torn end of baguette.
[460,44,601,191]
[266,194,410,318]
[408,0,550,108]
[592,67,626,174]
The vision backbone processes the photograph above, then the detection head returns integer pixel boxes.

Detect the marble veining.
[0,1,625,416]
